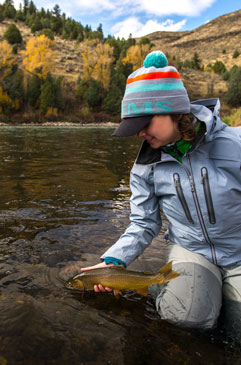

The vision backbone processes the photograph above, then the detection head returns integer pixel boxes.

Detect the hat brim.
[112,115,153,137]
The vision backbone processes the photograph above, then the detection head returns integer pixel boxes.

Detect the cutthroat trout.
[65,261,179,296]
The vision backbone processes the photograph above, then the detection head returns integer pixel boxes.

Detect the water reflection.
[0,126,240,364]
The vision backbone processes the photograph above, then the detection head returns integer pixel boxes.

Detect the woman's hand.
[81,262,114,293]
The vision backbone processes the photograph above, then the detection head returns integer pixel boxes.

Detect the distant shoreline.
[0,122,119,127]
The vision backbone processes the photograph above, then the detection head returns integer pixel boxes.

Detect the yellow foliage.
[82,42,114,89]
[46,107,58,117]
[0,40,17,82]
[0,86,15,113]
[122,44,151,71]
[21,35,56,79]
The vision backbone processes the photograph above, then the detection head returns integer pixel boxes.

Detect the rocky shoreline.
[0,121,119,127]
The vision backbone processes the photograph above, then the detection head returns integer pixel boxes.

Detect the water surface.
[0,126,240,364]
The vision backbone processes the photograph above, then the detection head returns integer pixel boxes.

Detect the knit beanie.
[113,50,190,137]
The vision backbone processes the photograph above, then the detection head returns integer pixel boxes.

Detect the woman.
[81,51,241,334]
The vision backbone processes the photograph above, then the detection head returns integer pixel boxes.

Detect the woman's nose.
[138,129,147,138]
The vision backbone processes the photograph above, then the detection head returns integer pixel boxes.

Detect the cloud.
[112,17,187,39]
[72,0,216,17]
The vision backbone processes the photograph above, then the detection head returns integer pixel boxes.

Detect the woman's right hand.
[81,262,114,293]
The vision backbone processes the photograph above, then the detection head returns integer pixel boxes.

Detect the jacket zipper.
[201,167,216,224]
[173,173,194,224]
[187,155,217,264]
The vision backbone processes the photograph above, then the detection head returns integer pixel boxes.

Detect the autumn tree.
[82,41,114,90]
[21,34,55,79]
[0,85,15,114]
[0,40,17,82]
[122,44,151,71]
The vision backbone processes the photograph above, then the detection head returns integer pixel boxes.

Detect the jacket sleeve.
[100,163,162,266]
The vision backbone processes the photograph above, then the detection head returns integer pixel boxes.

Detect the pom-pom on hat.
[113,50,190,137]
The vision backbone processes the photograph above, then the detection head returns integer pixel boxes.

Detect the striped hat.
[113,50,190,137]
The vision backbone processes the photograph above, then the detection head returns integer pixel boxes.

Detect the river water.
[0,126,240,365]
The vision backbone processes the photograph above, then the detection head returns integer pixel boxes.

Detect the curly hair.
[171,113,199,142]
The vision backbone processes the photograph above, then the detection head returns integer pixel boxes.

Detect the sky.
[7,0,241,39]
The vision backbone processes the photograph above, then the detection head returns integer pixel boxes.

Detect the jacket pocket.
[201,167,216,224]
[173,173,194,224]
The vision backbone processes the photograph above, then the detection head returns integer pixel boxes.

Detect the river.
[0,126,240,364]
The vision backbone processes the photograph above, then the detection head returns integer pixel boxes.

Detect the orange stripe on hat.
[127,71,181,85]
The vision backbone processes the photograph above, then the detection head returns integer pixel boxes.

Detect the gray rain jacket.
[101,99,241,267]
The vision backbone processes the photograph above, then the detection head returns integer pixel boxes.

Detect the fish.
[65,261,180,296]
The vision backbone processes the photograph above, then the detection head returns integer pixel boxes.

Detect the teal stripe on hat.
[125,83,185,95]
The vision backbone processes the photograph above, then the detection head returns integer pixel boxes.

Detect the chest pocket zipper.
[201,167,216,224]
[173,173,194,224]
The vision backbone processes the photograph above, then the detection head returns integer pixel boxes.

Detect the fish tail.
[156,261,180,283]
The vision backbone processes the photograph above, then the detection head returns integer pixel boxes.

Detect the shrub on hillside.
[37,29,54,40]
[225,66,241,107]
[233,50,240,59]
[213,60,226,75]
[4,24,22,44]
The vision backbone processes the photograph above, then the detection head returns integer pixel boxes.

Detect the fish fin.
[136,288,148,296]
[113,289,122,296]
[165,271,180,282]
[157,261,173,274]
[156,261,180,283]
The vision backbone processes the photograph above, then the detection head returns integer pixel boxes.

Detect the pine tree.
[4,24,22,44]
[27,74,41,107]
[225,66,241,106]
[85,79,101,108]
[39,73,56,112]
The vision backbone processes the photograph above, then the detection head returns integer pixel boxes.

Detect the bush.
[233,50,240,59]
[225,66,241,106]
[37,29,54,40]
[213,60,226,75]
[4,24,22,44]
[222,108,241,126]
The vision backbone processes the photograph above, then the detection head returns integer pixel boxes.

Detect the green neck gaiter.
[163,123,201,163]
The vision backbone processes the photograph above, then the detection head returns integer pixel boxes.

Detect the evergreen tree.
[103,61,126,114]
[0,6,4,22]
[23,0,29,16]
[4,68,23,106]
[85,79,101,107]
[192,52,201,70]
[39,73,63,112]
[3,0,16,19]
[4,24,22,44]
[75,77,88,102]
[27,74,41,107]
[225,66,241,106]
[28,0,36,15]
[31,15,43,33]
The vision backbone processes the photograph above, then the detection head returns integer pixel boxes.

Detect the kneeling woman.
[81,51,241,338]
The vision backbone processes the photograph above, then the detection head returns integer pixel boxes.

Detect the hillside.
[0,9,241,120]
[145,9,241,70]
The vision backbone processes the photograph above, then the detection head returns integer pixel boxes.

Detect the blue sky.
[10,0,241,38]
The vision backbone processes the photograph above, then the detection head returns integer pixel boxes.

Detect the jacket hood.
[190,98,226,140]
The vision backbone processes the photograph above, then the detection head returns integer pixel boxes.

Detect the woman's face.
[137,115,181,149]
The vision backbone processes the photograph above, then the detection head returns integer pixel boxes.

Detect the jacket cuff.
[104,256,127,268]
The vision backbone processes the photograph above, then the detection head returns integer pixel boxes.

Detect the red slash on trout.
[65,261,180,296]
